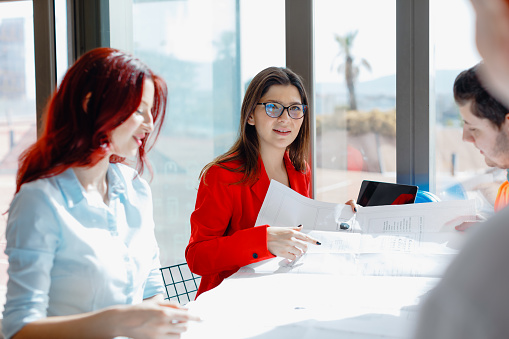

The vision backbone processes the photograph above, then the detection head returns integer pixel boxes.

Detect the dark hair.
[16,47,168,193]
[454,63,509,128]
[201,66,310,184]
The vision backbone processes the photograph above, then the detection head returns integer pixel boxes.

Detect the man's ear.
[247,114,255,126]
[501,113,509,133]
[82,92,92,112]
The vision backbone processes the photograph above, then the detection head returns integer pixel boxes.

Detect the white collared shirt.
[3,163,164,339]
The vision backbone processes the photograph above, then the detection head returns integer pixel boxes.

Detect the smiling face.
[460,100,509,168]
[247,84,304,155]
[110,79,155,158]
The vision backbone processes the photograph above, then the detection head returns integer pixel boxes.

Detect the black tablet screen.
[356,180,418,207]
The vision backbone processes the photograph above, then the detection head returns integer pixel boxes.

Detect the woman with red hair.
[2,48,199,339]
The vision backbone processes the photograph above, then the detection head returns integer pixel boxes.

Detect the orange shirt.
[495,181,509,212]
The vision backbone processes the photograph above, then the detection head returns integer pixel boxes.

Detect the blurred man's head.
[471,0,509,107]
[454,64,509,168]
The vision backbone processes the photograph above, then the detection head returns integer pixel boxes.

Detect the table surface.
[182,260,441,339]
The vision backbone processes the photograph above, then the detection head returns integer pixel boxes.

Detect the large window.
[314,0,397,203]
[0,0,37,311]
[19,0,489,273]
[431,0,497,216]
[128,0,285,266]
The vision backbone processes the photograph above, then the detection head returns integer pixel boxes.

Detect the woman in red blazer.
[186,67,354,296]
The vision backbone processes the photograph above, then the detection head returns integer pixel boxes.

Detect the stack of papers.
[242,180,477,277]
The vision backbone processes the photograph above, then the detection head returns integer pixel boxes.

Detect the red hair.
[16,47,168,193]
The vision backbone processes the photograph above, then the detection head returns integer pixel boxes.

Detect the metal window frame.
[396,0,432,192]
[68,0,110,61]
[33,0,57,137]
[33,0,111,137]
[285,0,315,197]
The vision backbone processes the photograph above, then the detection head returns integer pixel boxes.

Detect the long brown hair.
[200,66,310,184]
[16,47,168,193]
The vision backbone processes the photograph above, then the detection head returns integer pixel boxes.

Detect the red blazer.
[186,152,311,296]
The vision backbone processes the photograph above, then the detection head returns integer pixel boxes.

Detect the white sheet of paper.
[255,180,477,233]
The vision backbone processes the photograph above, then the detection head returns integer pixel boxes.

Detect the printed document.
[242,180,477,277]
[255,180,476,233]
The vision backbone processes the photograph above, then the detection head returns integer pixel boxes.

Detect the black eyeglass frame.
[256,102,307,120]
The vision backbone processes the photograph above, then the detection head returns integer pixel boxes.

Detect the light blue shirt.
[2,163,165,339]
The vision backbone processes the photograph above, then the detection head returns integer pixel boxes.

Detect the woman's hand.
[12,298,201,339]
[110,300,201,339]
[344,199,358,213]
[267,225,320,261]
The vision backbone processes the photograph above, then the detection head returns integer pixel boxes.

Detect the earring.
[99,136,110,150]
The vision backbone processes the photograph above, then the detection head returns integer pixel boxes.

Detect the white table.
[182,186,475,338]
[182,262,441,339]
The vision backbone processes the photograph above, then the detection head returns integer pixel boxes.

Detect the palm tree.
[332,30,372,110]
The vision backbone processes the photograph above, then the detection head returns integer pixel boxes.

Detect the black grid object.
[160,263,201,305]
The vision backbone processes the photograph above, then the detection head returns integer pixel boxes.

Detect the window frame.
[33,0,57,137]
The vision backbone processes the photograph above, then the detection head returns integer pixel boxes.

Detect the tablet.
[356,180,418,207]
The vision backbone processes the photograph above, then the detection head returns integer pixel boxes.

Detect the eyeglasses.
[256,102,307,119]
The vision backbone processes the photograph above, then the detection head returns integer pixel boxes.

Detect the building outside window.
[0,0,37,311]
[314,0,397,204]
